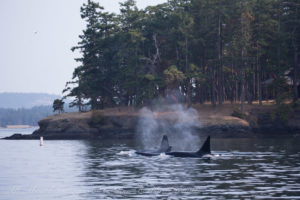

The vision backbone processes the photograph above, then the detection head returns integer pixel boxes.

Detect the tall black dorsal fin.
[197,136,211,154]
[158,135,171,152]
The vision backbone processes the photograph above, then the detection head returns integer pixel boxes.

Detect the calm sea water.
[0,128,300,199]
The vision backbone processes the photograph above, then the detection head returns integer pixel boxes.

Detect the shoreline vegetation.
[4,101,300,140]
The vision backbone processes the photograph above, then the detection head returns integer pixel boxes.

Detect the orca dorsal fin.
[197,136,211,154]
[158,135,171,152]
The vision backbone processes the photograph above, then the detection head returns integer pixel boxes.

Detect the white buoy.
[40,136,44,146]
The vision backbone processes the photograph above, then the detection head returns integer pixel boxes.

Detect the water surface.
[0,129,299,199]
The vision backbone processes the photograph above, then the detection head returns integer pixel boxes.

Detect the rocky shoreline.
[3,105,300,140]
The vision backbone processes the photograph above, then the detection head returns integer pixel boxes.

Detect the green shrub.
[90,111,106,125]
[293,99,300,112]
[231,107,245,119]
[273,104,293,124]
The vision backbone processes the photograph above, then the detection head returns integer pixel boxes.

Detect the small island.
[4,0,300,140]
[5,102,300,140]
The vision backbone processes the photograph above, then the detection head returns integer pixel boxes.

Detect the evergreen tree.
[63,0,300,110]
[53,99,64,114]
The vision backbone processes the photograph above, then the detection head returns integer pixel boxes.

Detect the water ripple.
[0,137,300,199]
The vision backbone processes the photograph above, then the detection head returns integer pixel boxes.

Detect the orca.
[166,136,211,158]
[135,135,172,156]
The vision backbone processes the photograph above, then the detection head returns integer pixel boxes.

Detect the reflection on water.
[0,135,300,199]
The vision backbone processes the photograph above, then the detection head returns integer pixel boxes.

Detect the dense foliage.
[65,0,300,112]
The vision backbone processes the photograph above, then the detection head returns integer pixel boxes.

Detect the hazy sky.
[0,0,167,95]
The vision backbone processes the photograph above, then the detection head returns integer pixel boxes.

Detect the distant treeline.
[0,105,77,127]
[65,0,300,113]
[0,106,52,127]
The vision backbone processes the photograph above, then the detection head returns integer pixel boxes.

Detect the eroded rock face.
[89,115,138,139]
[3,112,139,140]
[4,112,97,140]
[31,117,98,139]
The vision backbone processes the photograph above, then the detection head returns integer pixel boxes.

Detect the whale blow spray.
[136,103,201,151]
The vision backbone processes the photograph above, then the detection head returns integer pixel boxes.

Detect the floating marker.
[40,136,44,146]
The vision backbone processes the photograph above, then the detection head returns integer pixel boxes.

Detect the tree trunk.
[247,81,252,105]
[210,66,216,106]
[258,62,263,105]
[241,44,245,113]
[276,5,281,105]
[293,46,298,102]
[253,66,256,102]
[78,96,83,112]
[241,67,245,114]
[276,45,281,105]
[185,36,192,107]
[217,0,223,105]
[235,79,238,102]
[292,7,299,102]
[256,13,263,105]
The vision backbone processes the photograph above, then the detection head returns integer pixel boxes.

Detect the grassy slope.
[44,101,280,128]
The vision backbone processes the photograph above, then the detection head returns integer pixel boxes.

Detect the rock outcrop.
[4,111,139,140]
[4,105,300,140]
